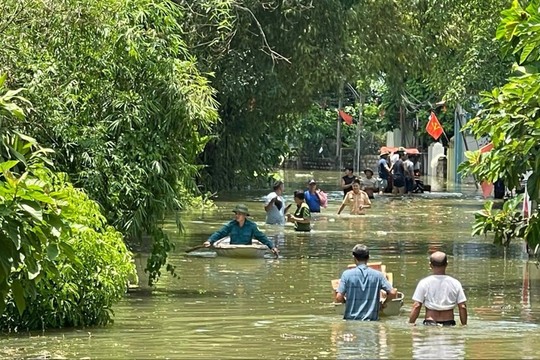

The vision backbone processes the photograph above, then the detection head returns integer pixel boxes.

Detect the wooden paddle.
[184,244,210,253]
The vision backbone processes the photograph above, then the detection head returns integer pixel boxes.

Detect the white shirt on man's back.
[412,275,466,311]
[264,192,285,225]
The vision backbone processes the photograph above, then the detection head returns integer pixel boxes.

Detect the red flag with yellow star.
[426,111,443,140]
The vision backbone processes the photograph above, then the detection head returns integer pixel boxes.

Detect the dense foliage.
[289,103,383,159]
[186,1,365,189]
[0,169,136,331]
[185,0,513,191]
[0,0,524,293]
[1,0,218,284]
[0,81,134,330]
[459,0,540,252]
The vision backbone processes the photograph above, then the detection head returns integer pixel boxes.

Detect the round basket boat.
[213,237,269,259]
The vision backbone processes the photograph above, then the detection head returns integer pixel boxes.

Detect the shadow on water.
[130,287,229,299]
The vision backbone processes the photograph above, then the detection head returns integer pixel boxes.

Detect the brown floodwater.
[2,170,540,359]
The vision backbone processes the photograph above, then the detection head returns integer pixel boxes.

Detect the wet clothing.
[412,275,467,311]
[337,264,393,321]
[342,175,357,196]
[393,159,406,188]
[208,219,275,249]
[405,159,415,193]
[304,190,321,213]
[378,178,388,193]
[265,191,285,225]
[340,190,371,215]
[378,159,390,180]
[293,203,311,232]
[362,177,378,198]
[405,159,414,178]
[406,178,414,193]
[423,319,456,326]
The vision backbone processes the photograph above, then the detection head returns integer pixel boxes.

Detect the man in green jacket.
[203,204,279,256]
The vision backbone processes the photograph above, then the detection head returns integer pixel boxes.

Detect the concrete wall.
[427,142,445,178]
[284,154,380,171]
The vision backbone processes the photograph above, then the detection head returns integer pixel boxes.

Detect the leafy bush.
[0,0,218,285]
[459,0,540,252]
[0,80,134,331]
[0,165,135,331]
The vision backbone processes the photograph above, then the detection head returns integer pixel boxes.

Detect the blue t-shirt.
[378,158,390,180]
[304,190,321,213]
[337,264,393,321]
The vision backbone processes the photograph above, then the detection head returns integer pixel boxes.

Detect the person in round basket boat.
[334,244,397,321]
[337,179,371,215]
[409,251,467,327]
[203,204,279,256]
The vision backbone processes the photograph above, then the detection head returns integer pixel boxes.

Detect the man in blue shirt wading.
[304,179,321,213]
[203,204,279,256]
[335,244,397,321]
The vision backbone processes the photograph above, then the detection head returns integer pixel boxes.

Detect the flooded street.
[2,170,540,359]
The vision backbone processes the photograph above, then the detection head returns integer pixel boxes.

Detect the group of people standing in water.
[201,169,467,326]
[263,174,373,232]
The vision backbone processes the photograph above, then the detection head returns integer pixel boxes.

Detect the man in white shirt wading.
[264,181,291,225]
[409,251,467,326]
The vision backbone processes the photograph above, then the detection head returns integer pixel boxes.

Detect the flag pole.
[355,94,365,175]
[441,129,450,143]
[336,82,344,169]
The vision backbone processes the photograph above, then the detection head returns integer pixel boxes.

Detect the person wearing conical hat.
[203,204,278,256]
[390,146,407,166]
[361,168,378,199]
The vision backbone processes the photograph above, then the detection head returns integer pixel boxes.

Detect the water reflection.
[3,169,540,359]
[411,326,465,359]
[331,321,392,359]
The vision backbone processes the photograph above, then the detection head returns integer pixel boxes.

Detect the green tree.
[0,0,218,284]
[187,0,363,190]
[459,0,540,252]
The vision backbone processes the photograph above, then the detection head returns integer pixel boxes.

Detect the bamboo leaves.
[0,0,219,285]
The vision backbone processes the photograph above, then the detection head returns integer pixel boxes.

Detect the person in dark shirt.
[377,151,392,194]
[341,166,357,197]
[392,151,407,195]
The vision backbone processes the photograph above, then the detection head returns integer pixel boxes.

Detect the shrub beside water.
[0,170,135,331]
[0,79,135,331]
